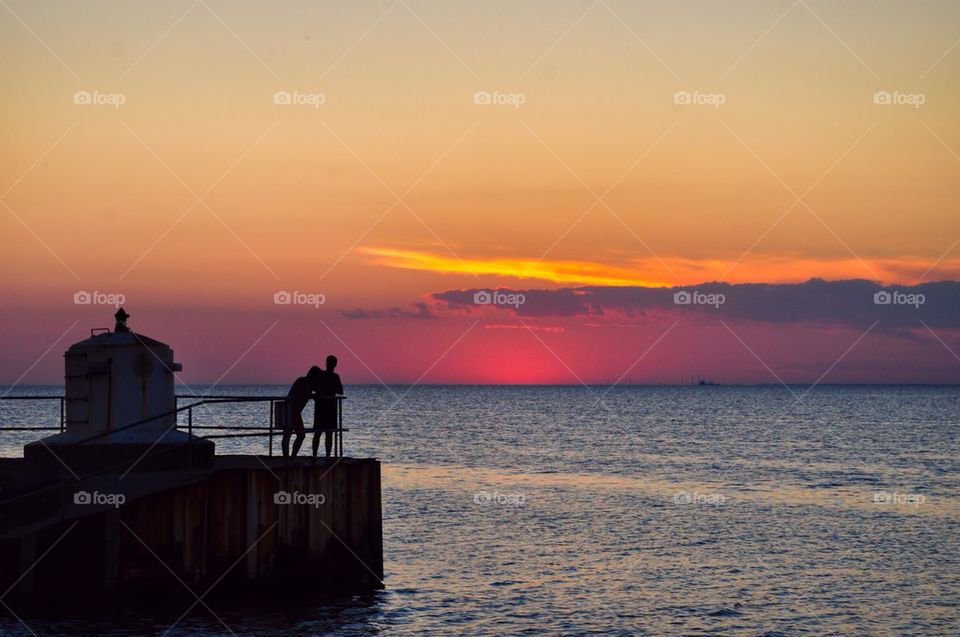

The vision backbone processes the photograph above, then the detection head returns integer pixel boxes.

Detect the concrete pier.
[1,312,383,611]
[0,456,382,609]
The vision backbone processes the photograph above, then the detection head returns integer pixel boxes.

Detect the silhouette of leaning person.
[282,366,322,459]
[313,355,344,460]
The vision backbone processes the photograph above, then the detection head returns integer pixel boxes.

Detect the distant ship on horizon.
[685,375,720,386]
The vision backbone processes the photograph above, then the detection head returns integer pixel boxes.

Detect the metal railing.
[0,394,347,458]
[0,396,66,432]
[175,395,347,458]
[0,394,349,527]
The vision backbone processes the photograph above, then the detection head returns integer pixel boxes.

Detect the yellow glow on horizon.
[360,247,671,287]
[361,247,960,287]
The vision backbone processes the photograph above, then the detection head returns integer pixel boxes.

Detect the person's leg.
[311,427,321,459]
[290,412,305,457]
[291,432,304,457]
[280,402,291,458]
[319,403,335,458]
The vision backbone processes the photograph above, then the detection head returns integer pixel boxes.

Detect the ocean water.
[1,384,958,636]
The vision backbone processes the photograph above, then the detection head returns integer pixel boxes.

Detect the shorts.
[280,401,305,433]
[314,397,338,432]
[288,411,305,433]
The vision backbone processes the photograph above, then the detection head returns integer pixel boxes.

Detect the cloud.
[360,246,960,286]
[483,323,565,334]
[431,279,960,330]
[360,246,665,286]
[341,302,436,320]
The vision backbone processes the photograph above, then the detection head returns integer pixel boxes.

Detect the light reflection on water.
[1,385,958,635]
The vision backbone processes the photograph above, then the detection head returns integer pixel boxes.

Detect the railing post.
[268,400,274,457]
[59,397,64,432]
[338,396,343,458]
[187,406,193,471]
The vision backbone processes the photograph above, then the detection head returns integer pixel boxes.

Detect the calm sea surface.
[1,385,958,636]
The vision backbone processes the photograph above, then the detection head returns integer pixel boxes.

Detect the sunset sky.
[2,0,959,384]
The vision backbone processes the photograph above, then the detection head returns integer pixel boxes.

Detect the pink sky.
[1,1,959,385]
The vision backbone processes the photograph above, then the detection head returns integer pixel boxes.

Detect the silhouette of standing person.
[282,366,322,459]
[313,355,343,460]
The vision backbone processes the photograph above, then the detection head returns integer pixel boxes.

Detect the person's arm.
[335,375,344,395]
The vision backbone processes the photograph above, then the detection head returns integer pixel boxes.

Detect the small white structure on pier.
[24,309,210,462]
[64,308,180,435]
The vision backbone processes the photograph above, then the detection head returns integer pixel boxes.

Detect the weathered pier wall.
[1,456,382,608]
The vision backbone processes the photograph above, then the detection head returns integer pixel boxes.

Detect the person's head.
[325,355,338,371]
[306,365,322,384]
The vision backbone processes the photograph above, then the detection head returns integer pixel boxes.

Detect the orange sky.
[1,1,959,384]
